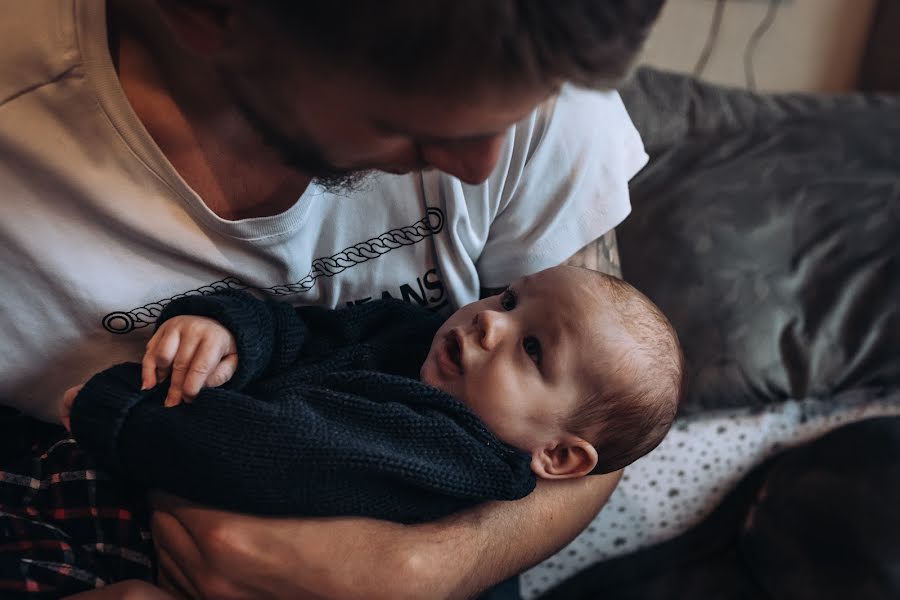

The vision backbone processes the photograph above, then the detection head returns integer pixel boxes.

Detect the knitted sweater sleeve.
[75,296,440,460]
[69,298,515,522]
[70,362,318,506]
[156,290,306,389]
[69,364,535,522]
[69,362,346,504]
[157,293,442,386]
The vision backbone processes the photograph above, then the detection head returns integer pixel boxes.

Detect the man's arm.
[152,230,626,600]
[65,580,176,599]
[481,229,622,299]
[150,471,621,600]
[563,229,622,277]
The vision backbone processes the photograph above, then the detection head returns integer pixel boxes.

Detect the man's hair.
[565,271,685,474]
[254,1,665,91]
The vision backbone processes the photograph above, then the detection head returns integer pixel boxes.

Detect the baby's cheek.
[419,360,436,387]
[420,363,469,408]
[419,357,450,393]
[426,377,457,399]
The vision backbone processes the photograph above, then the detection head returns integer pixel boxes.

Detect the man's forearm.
[151,471,622,600]
[564,229,622,277]
[65,580,176,599]
[151,229,627,600]
[411,471,623,600]
[481,229,622,300]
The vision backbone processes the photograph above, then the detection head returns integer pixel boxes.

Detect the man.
[0,0,663,597]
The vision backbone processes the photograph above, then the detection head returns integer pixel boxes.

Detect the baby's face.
[420,265,613,452]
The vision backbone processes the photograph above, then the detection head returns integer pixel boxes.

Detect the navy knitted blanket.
[71,292,535,523]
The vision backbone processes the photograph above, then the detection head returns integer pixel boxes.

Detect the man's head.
[420,265,683,479]
[153,0,665,187]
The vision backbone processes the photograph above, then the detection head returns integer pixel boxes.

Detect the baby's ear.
[530,436,598,480]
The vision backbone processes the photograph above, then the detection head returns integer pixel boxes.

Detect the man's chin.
[309,169,374,193]
[306,163,427,193]
[381,163,424,176]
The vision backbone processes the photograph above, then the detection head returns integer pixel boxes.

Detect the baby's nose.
[476,310,509,350]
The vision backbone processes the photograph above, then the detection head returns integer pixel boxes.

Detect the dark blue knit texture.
[72,293,535,523]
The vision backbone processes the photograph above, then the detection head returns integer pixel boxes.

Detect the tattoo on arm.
[564,229,622,278]
[479,229,622,298]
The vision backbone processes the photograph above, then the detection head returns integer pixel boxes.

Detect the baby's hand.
[60,383,84,432]
[142,316,238,407]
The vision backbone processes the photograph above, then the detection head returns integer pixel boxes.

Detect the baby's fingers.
[178,338,229,402]
[142,329,180,390]
[164,335,203,408]
[60,384,84,432]
[206,353,238,388]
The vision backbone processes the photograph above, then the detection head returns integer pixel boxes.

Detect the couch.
[524,67,900,600]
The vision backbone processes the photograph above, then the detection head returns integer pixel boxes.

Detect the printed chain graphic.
[103,208,444,334]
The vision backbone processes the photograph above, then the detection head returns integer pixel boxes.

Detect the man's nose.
[475,309,511,351]
[420,134,506,184]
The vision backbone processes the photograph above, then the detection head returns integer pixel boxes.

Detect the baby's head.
[420,265,684,478]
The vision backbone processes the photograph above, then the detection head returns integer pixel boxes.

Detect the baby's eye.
[523,336,542,365]
[500,289,518,311]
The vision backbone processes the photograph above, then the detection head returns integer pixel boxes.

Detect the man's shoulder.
[508,87,630,155]
[0,0,80,108]
[483,86,638,194]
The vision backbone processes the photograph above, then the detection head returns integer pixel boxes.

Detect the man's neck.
[108,0,311,220]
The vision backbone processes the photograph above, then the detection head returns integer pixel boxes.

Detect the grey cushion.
[618,68,900,413]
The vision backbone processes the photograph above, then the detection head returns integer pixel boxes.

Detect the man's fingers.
[151,496,252,600]
[152,512,204,600]
[66,579,180,600]
[157,546,201,600]
[149,490,199,513]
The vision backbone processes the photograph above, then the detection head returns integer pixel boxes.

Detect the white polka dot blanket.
[522,387,900,599]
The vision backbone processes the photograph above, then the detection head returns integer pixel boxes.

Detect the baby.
[64,265,684,522]
[417,265,683,478]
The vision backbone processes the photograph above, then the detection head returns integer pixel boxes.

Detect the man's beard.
[233,94,372,194]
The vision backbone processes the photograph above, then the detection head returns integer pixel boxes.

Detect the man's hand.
[142,316,238,407]
[150,492,427,600]
[64,579,176,599]
[150,471,622,600]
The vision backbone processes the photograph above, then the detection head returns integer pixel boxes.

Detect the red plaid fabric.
[0,411,154,598]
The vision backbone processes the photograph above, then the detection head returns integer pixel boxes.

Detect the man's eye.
[523,336,542,364]
[500,289,517,311]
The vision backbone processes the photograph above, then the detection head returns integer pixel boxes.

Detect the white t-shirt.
[0,0,648,422]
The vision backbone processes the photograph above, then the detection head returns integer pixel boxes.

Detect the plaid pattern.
[0,410,154,598]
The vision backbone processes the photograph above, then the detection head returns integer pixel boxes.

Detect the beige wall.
[638,0,879,92]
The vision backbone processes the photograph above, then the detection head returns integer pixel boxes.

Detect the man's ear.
[530,436,598,480]
[156,0,238,56]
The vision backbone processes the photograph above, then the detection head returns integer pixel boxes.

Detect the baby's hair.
[564,270,685,474]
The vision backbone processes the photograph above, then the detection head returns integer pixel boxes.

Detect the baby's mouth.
[444,331,464,374]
